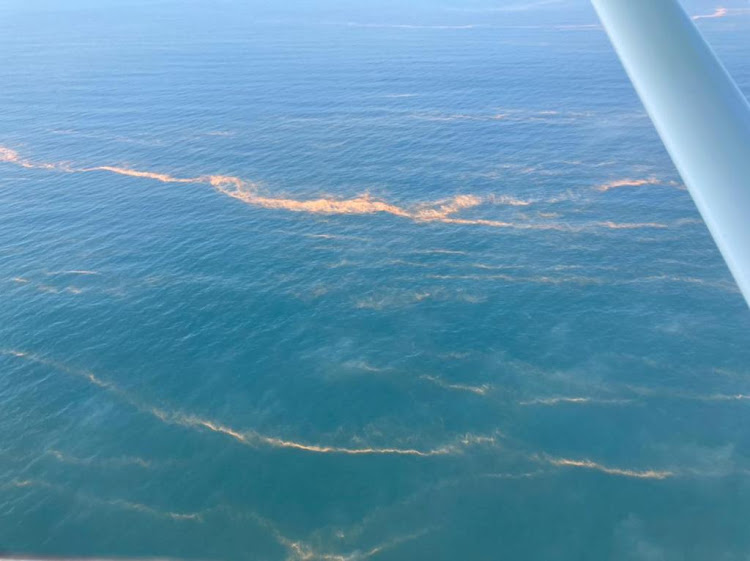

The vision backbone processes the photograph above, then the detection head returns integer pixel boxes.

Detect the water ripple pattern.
[1,1,749,560]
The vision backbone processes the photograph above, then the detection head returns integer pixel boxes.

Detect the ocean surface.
[1,0,749,559]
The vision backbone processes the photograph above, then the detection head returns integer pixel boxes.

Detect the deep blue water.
[1,1,749,559]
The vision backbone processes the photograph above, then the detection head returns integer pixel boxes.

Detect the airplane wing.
[591,0,750,307]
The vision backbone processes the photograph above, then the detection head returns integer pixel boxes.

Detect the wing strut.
[592,0,750,307]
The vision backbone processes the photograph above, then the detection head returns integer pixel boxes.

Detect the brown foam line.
[539,455,674,479]
[3,349,494,458]
[1,145,673,231]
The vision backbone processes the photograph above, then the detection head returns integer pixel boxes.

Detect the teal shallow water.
[1,1,750,559]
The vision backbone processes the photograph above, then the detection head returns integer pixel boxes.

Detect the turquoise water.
[1,1,749,559]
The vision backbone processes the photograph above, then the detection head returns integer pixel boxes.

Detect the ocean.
[1,0,749,559]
